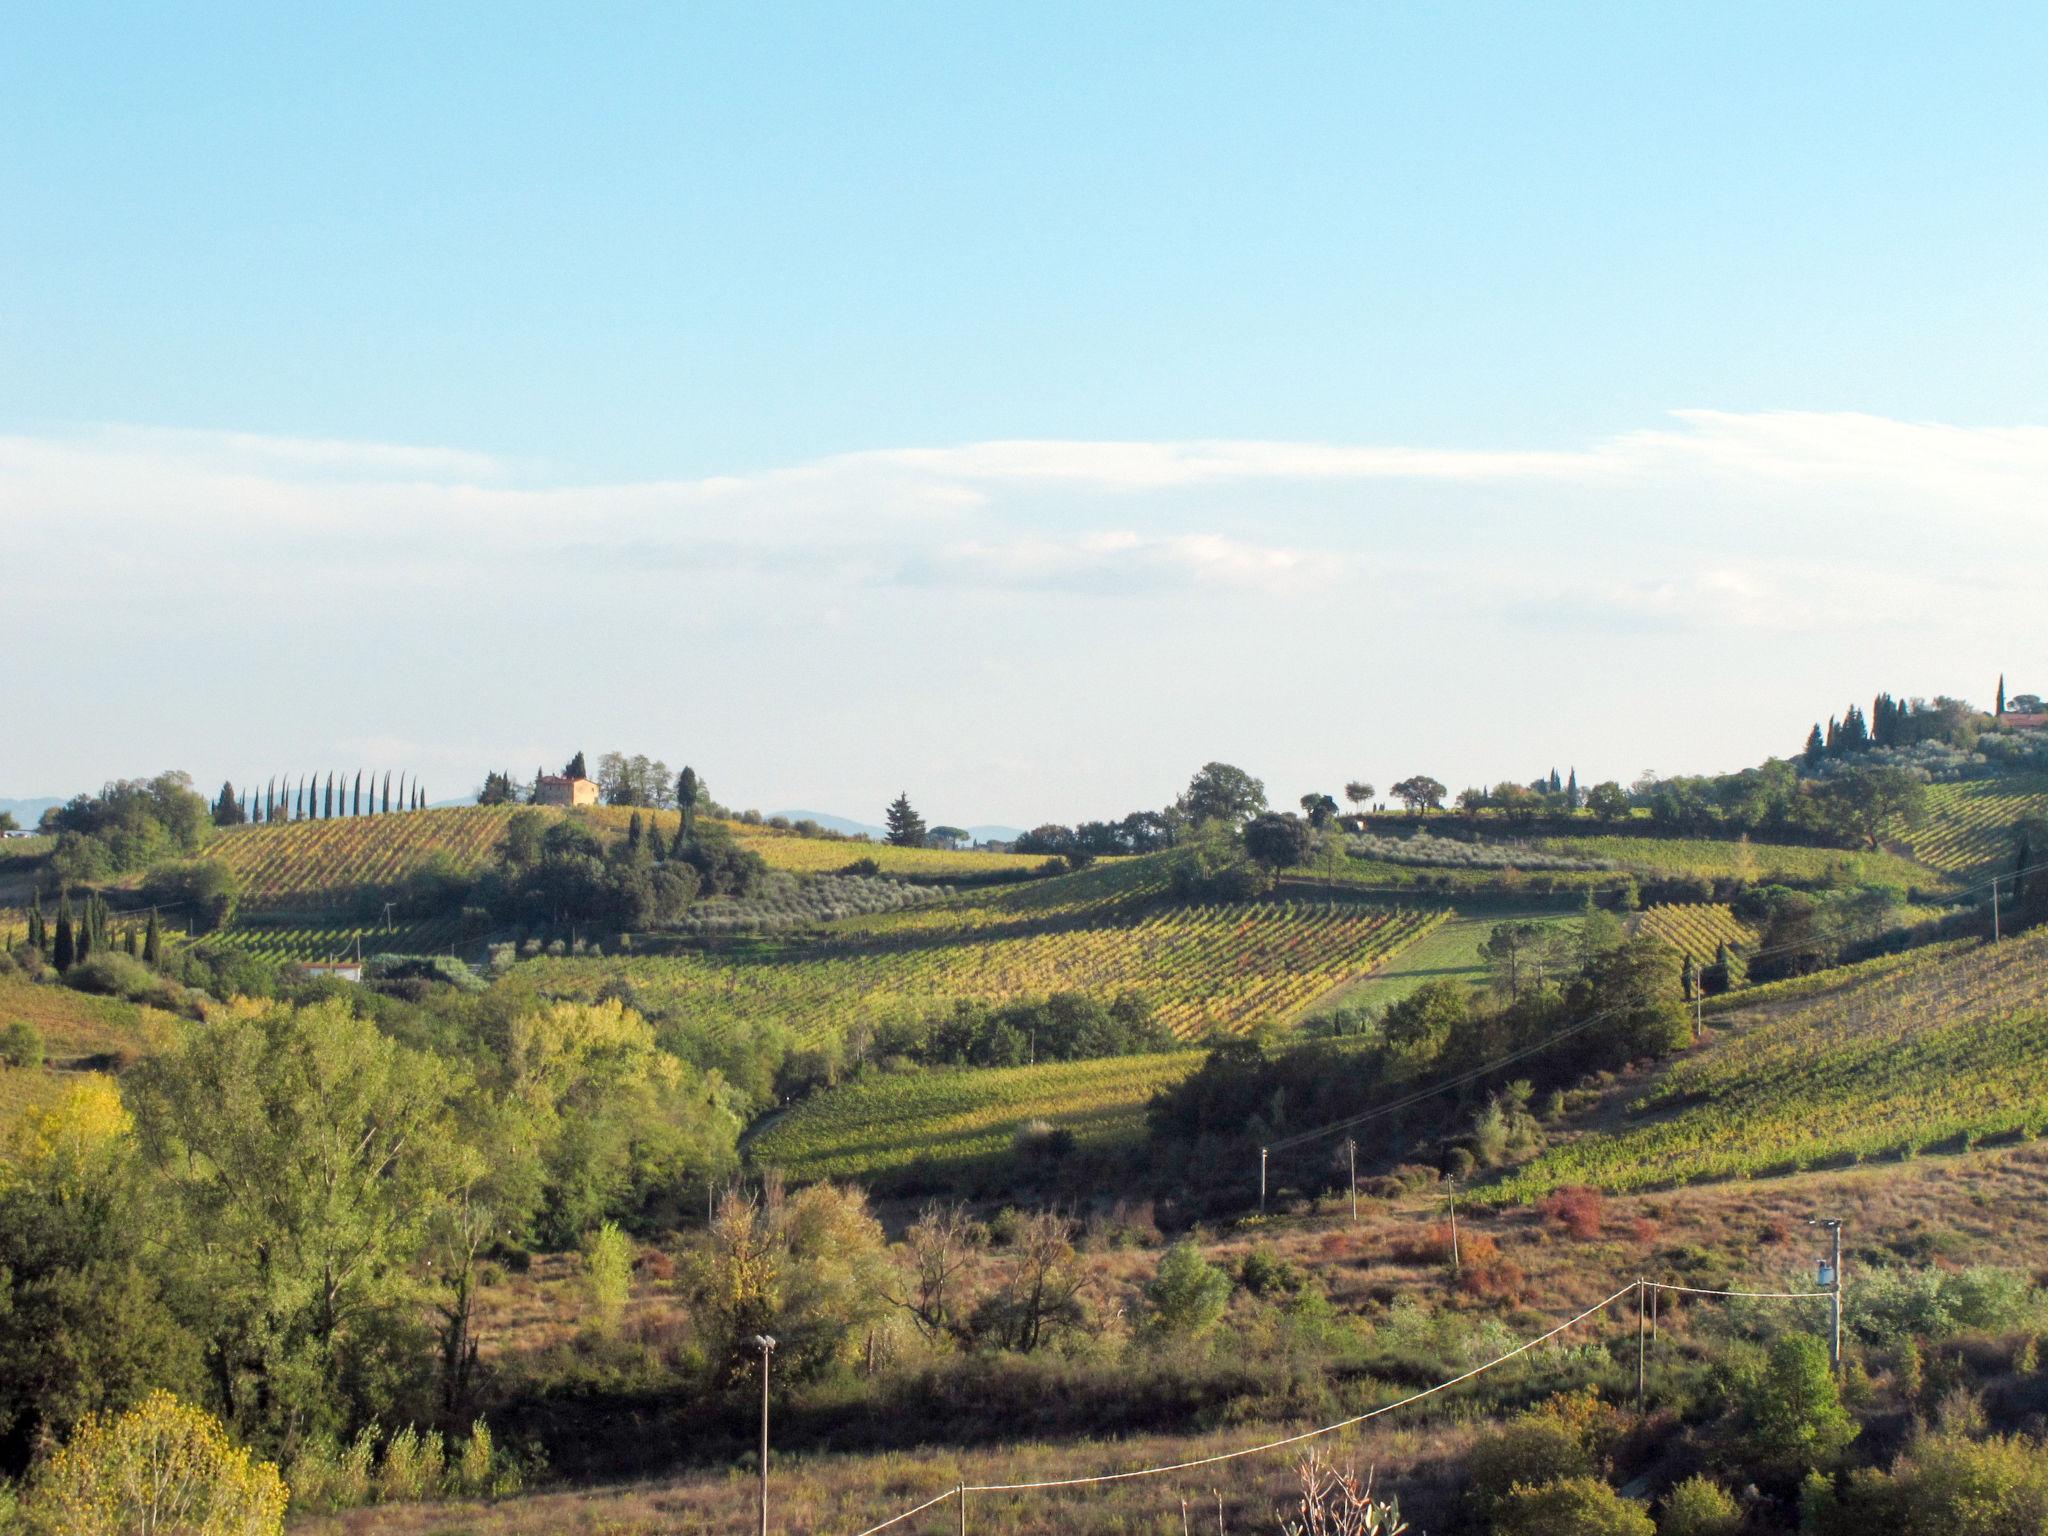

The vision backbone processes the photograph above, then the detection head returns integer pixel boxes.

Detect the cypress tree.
[1566,767,1579,809]
[143,910,162,967]
[353,770,363,817]
[1803,723,1826,767]
[53,896,75,973]
[1998,674,2007,716]
[678,767,699,839]
[382,770,392,814]
[626,812,644,854]
[124,926,138,957]
[28,892,44,953]
[324,772,334,819]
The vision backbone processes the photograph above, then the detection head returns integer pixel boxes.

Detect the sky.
[3,3,2045,827]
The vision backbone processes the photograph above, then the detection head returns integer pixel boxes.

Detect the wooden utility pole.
[755,1335,776,1536]
[1447,1180,1461,1272]
[1343,1137,1358,1224]
[1636,1279,1647,1417]
[1259,1146,1268,1213]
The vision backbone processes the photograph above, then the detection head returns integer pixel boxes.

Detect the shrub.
[1457,1235,1529,1302]
[1142,1240,1232,1340]
[1493,1477,1653,1536]
[455,1419,496,1499]
[1467,1413,1597,1510]
[0,1019,44,1068]
[1239,1246,1311,1299]
[62,952,158,1001]
[286,1428,377,1513]
[1537,1185,1606,1240]
[583,1220,634,1336]
[376,1424,445,1503]
[1657,1474,1741,1536]
[23,1390,287,1536]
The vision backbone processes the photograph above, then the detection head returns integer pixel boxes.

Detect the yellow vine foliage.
[25,1390,287,1536]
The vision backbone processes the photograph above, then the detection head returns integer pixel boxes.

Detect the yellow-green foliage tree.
[491,998,744,1244]
[0,1080,199,1461]
[23,1390,286,1536]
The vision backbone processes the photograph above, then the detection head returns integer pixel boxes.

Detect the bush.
[1492,1477,1653,1536]
[62,952,158,1001]
[1657,1474,1741,1536]
[0,1019,44,1068]
[1456,1235,1529,1302]
[1238,1246,1312,1299]
[1142,1240,1232,1340]
[583,1221,633,1336]
[1536,1185,1606,1240]
[286,1428,377,1513]
[23,1390,287,1535]
[376,1425,445,1504]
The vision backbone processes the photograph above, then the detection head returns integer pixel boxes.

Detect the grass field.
[1494,929,2048,1200]
[748,1049,1204,1183]
[1896,776,2048,875]
[1534,833,1938,888]
[1309,909,1574,1016]
[0,974,180,1132]
[202,805,1050,909]
[1633,903,1757,964]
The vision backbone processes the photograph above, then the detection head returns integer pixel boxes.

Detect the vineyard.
[524,897,1451,1045]
[201,805,1051,910]
[748,1050,1205,1184]
[211,914,468,961]
[1895,776,2048,875]
[203,807,524,907]
[1494,929,2048,1201]
[1633,903,1757,964]
[1533,834,1938,888]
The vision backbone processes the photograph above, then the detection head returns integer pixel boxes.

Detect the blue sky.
[4,4,2045,824]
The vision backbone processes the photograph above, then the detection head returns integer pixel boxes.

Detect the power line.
[841,1273,1828,1533]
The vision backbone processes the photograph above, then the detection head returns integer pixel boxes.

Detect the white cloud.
[897,530,1334,593]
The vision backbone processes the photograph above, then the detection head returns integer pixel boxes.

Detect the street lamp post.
[754,1334,777,1535]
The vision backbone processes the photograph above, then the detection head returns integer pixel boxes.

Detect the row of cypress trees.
[211,771,428,826]
[21,890,164,972]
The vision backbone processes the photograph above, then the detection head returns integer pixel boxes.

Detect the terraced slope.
[1496,928,2048,1200]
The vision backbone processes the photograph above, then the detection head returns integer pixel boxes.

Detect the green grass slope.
[748,1049,1205,1184]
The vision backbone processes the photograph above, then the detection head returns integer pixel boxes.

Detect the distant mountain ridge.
[773,810,1027,845]
[0,797,62,827]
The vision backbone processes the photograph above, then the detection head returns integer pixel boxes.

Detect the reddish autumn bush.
[1537,1185,1606,1240]
[1630,1217,1661,1246]
[1396,1221,1459,1264]
[1457,1235,1528,1302]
